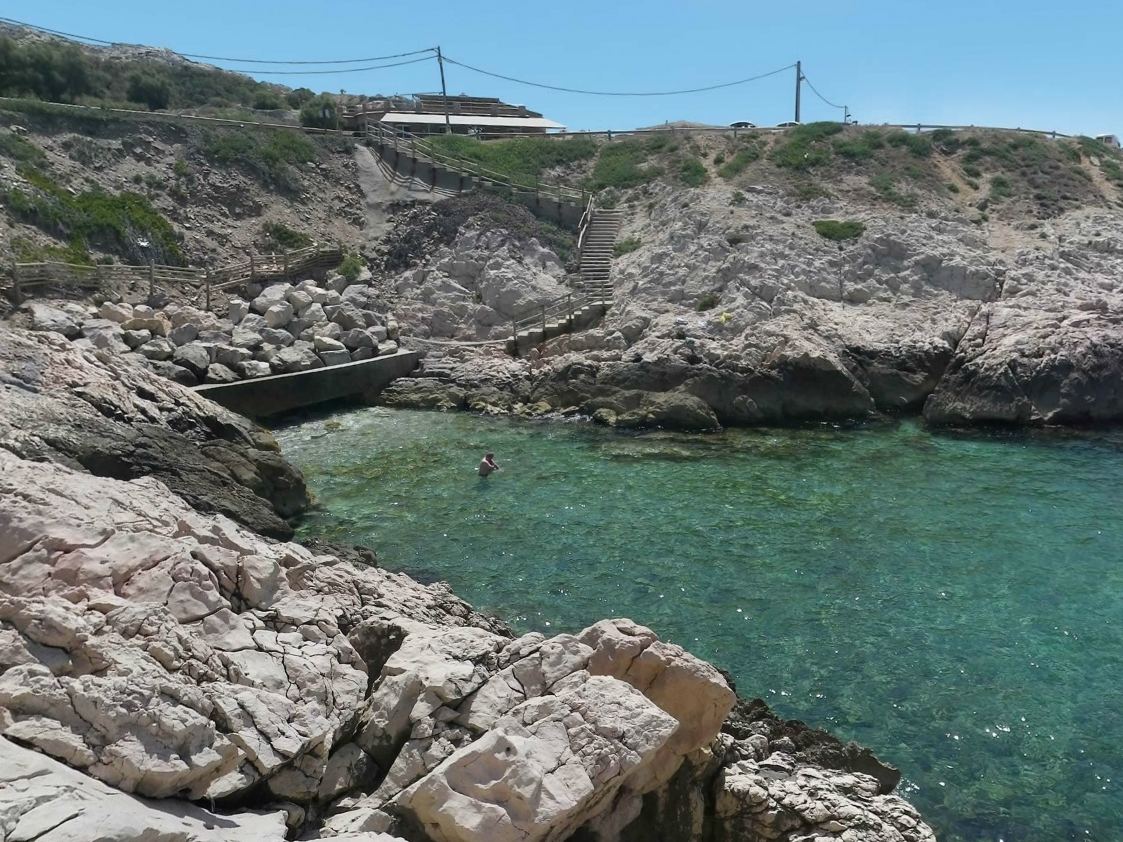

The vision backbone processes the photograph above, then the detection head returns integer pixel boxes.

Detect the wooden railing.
[510,285,608,338]
[9,244,344,310]
[367,122,588,205]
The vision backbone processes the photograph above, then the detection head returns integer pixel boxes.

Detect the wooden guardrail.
[9,244,344,310]
[367,123,588,205]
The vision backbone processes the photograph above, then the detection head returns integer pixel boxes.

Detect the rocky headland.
[0,324,936,840]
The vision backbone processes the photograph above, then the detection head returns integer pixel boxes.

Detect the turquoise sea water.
[275,408,1123,842]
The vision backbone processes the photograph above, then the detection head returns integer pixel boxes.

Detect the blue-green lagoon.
[274,408,1123,842]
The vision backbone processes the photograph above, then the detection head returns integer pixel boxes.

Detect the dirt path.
[354,145,439,248]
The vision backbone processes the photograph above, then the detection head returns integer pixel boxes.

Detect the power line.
[801,72,845,110]
[442,56,796,97]
[0,16,435,66]
[243,55,436,75]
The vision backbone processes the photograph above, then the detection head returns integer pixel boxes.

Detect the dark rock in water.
[722,697,902,794]
[300,538,379,568]
[615,391,721,432]
[374,377,467,411]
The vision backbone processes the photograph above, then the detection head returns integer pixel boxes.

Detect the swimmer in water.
[478,452,501,477]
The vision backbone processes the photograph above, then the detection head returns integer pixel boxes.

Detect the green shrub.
[789,181,830,202]
[200,128,316,192]
[730,191,746,205]
[262,221,312,250]
[713,152,726,165]
[0,132,45,164]
[696,291,721,310]
[173,160,192,181]
[963,163,982,178]
[300,94,339,129]
[1057,142,1082,163]
[965,178,980,190]
[3,166,182,264]
[339,251,364,282]
[285,88,315,109]
[812,219,865,241]
[678,156,709,187]
[252,90,287,110]
[989,174,1013,201]
[946,182,960,193]
[428,134,596,186]
[869,172,915,208]
[726,232,747,245]
[886,130,933,157]
[613,236,641,257]
[126,73,170,110]
[718,146,761,179]
[832,130,885,162]
[589,140,664,189]
[10,234,91,264]
[771,123,845,171]
[930,128,961,153]
[143,173,166,190]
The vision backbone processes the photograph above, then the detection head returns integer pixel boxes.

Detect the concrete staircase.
[505,297,608,356]
[576,209,624,299]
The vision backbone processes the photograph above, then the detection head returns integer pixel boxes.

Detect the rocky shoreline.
[0,322,936,841]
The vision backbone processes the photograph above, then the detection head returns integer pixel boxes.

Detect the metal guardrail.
[10,244,344,310]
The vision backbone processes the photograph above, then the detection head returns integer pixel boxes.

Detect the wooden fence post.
[283,250,290,282]
[204,269,211,311]
[148,260,155,298]
[249,253,256,283]
[540,305,547,335]
[10,262,22,306]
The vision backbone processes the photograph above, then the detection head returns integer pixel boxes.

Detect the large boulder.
[265,302,295,329]
[0,736,289,842]
[173,342,213,377]
[274,341,324,373]
[205,363,241,383]
[21,302,81,339]
[98,301,133,323]
[319,349,353,367]
[393,675,679,842]
[251,283,293,315]
[261,327,296,347]
[614,392,721,432]
[332,302,368,332]
[169,323,200,346]
[228,298,250,325]
[138,337,176,361]
[81,319,128,353]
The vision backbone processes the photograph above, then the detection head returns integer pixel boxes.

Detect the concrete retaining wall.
[194,350,420,417]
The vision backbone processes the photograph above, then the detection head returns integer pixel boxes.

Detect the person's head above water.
[485,452,494,459]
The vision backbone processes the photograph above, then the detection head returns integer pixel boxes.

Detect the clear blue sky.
[6,0,1123,134]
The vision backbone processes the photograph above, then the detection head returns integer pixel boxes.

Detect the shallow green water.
[275,408,1123,842]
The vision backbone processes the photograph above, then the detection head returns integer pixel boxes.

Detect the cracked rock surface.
[0,322,936,842]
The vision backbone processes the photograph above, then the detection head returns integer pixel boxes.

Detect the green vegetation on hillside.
[199,128,317,193]
[588,139,667,189]
[427,134,597,186]
[813,219,866,240]
[3,166,182,264]
[339,251,364,281]
[613,236,641,257]
[0,132,45,164]
[261,221,312,250]
[696,291,721,311]
[771,122,846,170]
[677,156,709,187]
[0,34,291,111]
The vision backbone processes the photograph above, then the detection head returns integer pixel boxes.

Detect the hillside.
[4,96,1123,425]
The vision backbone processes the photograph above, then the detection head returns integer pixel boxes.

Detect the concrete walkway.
[194,350,420,417]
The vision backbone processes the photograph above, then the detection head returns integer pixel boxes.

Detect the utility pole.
[794,60,802,123]
[844,105,850,125]
[437,46,452,134]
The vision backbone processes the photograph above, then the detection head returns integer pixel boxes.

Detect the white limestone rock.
[264,302,295,328]
[0,735,289,842]
[319,349,353,367]
[99,301,134,323]
[228,298,250,324]
[393,675,679,842]
[251,283,294,315]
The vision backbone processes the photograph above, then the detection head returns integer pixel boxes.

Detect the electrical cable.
[0,16,435,65]
[241,55,436,75]
[442,56,796,97]
[801,72,845,110]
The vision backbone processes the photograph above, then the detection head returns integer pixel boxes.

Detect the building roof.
[377,113,565,130]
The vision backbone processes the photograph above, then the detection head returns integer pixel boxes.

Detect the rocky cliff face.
[382,178,1123,429]
[0,323,936,841]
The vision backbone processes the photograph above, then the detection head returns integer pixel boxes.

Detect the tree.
[285,87,315,109]
[127,72,170,110]
[299,94,337,129]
